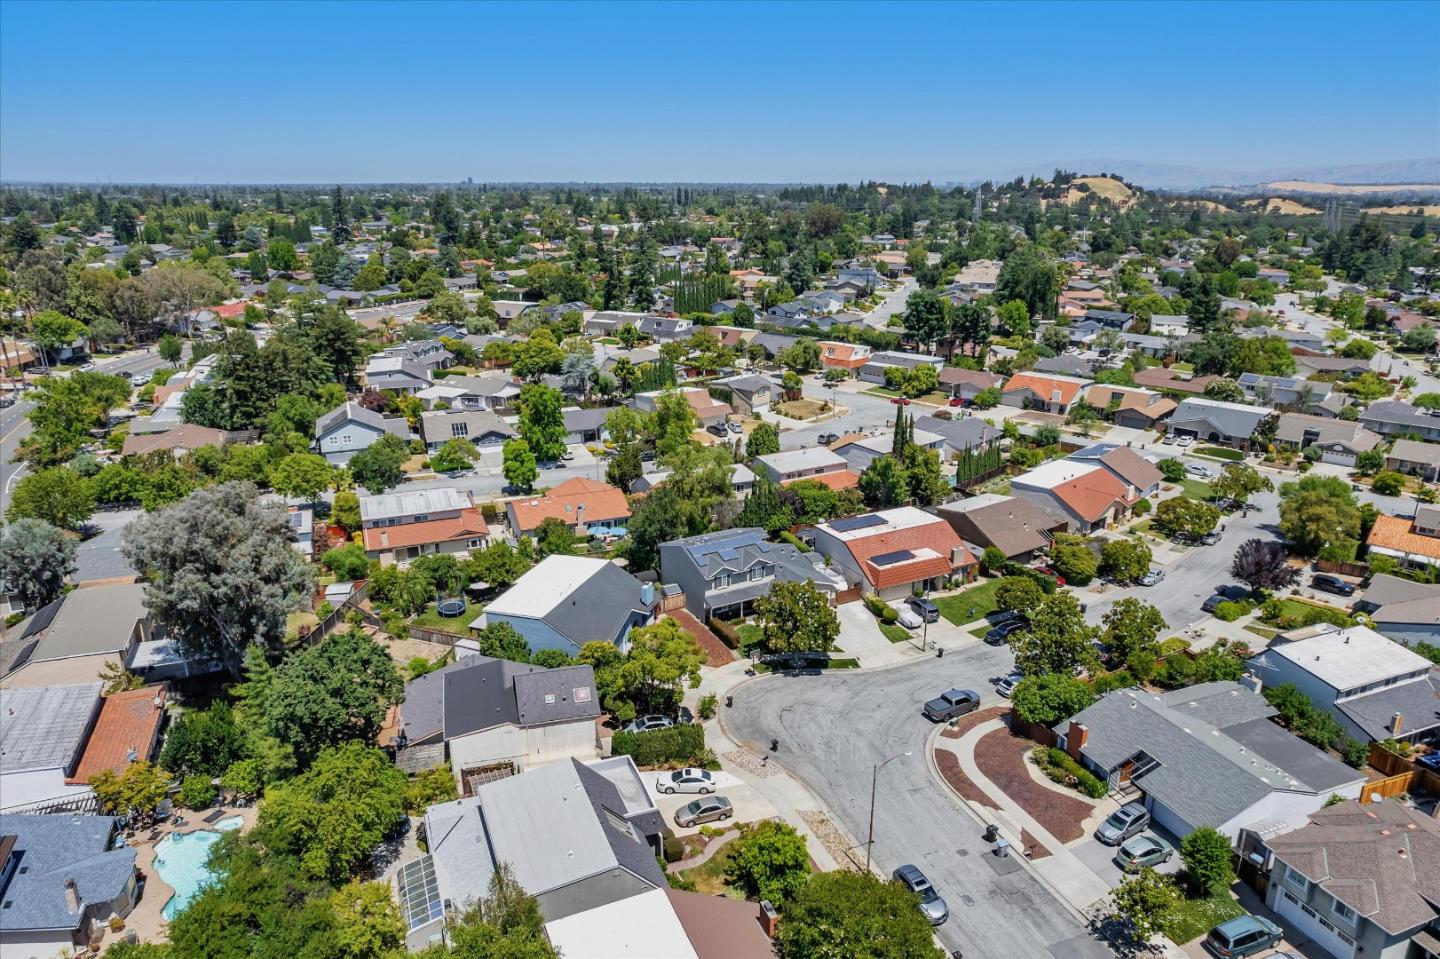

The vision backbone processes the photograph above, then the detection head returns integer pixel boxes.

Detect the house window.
[466,538,484,549]
[451,422,469,438]
[713,574,730,589]
[1282,863,1310,895]
[1332,899,1356,924]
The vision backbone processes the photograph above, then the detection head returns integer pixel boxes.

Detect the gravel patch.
[799,810,861,871]
[723,748,777,778]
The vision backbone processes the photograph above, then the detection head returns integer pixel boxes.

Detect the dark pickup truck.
[923,688,980,722]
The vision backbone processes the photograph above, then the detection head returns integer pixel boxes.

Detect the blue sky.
[2,0,1437,184]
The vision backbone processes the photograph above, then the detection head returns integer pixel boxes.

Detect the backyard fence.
[407,624,473,647]
[1315,559,1369,579]
[1363,741,1440,802]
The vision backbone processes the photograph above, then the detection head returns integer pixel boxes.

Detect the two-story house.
[477,556,656,656]
[659,527,846,621]
[358,487,490,565]
[1011,459,1139,533]
[1274,413,1382,467]
[417,409,514,453]
[364,354,432,394]
[857,350,944,386]
[314,401,411,466]
[711,373,772,418]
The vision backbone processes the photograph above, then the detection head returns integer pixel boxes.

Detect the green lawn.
[1196,446,1243,462]
[864,386,904,397]
[969,625,994,640]
[1169,361,1195,373]
[1160,890,1247,944]
[410,602,474,633]
[1244,624,1279,640]
[676,840,748,899]
[1179,479,1214,501]
[737,624,765,655]
[880,623,913,644]
[934,579,1003,625]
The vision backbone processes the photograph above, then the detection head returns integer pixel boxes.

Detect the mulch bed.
[973,727,1093,844]
[935,749,997,810]
[669,610,735,667]
[940,704,1009,739]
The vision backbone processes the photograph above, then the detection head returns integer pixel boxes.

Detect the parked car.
[1186,463,1214,478]
[1199,529,1222,546]
[985,620,1026,646]
[130,373,150,388]
[922,688,980,722]
[77,362,96,372]
[1162,434,1177,445]
[1095,801,1150,845]
[674,795,733,828]
[1114,834,1173,872]
[1176,435,1194,448]
[1139,570,1165,587]
[560,449,575,461]
[706,422,728,437]
[1033,565,1066,586]
[656,768,715,795]
[890,396,911,406]
[818,432,839,445]
[948,397,964,407]
[623,714,674,734]
[1311,573,1356,597]
[1202,914,1283,958]
[994,672,1023,698]
[907,597,940,623]
[893,604,923,629]
[726,421,744,434]
[892,864,948,926]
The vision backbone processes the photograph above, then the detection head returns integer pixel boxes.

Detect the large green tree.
[0,518,76,611]
[516,383,567,462]
[347,434,410,494]
[778,870,945,959]
[727,820,811,904]
[753,580,841,655]
[6,465,95,529]
[1009,592,1098,676]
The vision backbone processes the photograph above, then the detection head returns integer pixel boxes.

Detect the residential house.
[810,506,977,600]
[1066,443,1165,498]
[1054,683,1365,842]
[857,351,944,385]
[1363,402,1440,442]
[1247,624,1440,744]
[314,401,410,466]
[374,339,454,372]
[1274,413,1382,467]
[914,414,1004,458]
[632,463,755,499]
[1149,314,1190,336]
[1364,578,1440,648]
[631,387,731,427]
[937,368,1004,403]
[506,477,631,539]
[953,259,1002,294]
[818,341,872,372]
[1354,574,1440,617]
[801,289,847,314]
[1237,373,1343,416]
[1257,267,1290,286]
[0,684,104,814]
[563,406,612,445]
[478,556,656,655]
[748,332,799,361]
[1035,353,1100,378]
[935,494,1066,563]
[120,423,231,458]
[359,487,490,565]
[1011,460,1139,533]
[636,316,693,342]
[1001,372,1088,415]
[1167,398,1273,448]
[1132,367,1218,396]
[63,685,168,791]
[1082,309,1136,332]
[1387,438,1440,482]
[0,339,38,375]
[364,354,433,394]
[392,654,600,784]
[1084,384,1177,430]
[1242,326,1325,353]
[660,527,846,621]
[830,427,946,474]
[1294,355,1373,380]
[711,373,772,417]
[0,814,139,953]
[417,372,522,413]
[418,409,514,453]
[1367,508,1440,573]
[754,447,849,484]
[1260,800,1439,959]
[1,583,160,691]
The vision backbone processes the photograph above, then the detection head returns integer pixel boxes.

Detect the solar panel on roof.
[831,514,886,532]
[871,549,916,566]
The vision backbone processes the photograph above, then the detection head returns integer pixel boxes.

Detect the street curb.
[922,723,1096,926]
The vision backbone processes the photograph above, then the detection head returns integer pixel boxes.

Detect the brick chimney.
[758,899,778,938]
[1066,721,1089,762]
[64,878,81,913]
[1392,712,1405,737]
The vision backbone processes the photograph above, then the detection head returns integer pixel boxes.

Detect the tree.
[1153,497,1221,540]
[995,575,1046,617]
[1180,826,1234,896]
[1202,377,1245,403]
[429,438,478,474]
[778,870,945,959]
[754,580,841,654]
[972,386,1001,409]
[332,490,362,532]
[1010,592,1098,676]
[502,437,538,491]
[6,466,95,529]
[1212,463,1272,504]
[613,618,706,716]
[0,519,76,611]
[746,421,780,458]
[534,516,577,557]
[1158,457,1187,483]
[121,483,313,675]
[321,543,370,581]
[160,701,248,779]
[157,333,183,364]
[328,881,405,959]
[261,629,404,767]
[476,620,532,662]
[260,742,406,883]
[270,452,333,504]
[1099,540,1152,584]
[1354,449,1385,476]
[996,299,1031,337]
[859,455,910,508]
[1279,479,1360,556]
[1372,470,1406,495]
[469,540,534,590]
[1050,541,1099,586]
[1010,673,1096,727]
[995,244,1060,322]
[1101,599,1166,665]
[347,434,409,494]
[516,383,568,462]
[728,820,811,904]
[443,863,558,959]
[1109,868,1180,943]
[1230,538,1299,593]
[90,760,171,820]
[30,309,88,359]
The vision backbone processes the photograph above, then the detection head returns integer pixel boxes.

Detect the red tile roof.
[1367,514,1440,561]
[1051,468,1134,522]
[844,517,966,590]
[781,470,861,491]
[508,477,630,534]
[67,685,168,784]
[1003,373,1084,406]
[362,507,490,552]
[122,424,229,456]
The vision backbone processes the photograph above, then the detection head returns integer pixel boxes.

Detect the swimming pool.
[155,817,245,921]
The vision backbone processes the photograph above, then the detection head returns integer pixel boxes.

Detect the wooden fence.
[1316,559,1369,579]
[304,580,374,645]
[1362,741,1440,803]
[1362,772,1416,805]
[407,624,473,647]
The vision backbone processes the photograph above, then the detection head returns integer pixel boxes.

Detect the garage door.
[1144,798,1193,840]
[1321,448,1356,467]
[1275,887,1356,959]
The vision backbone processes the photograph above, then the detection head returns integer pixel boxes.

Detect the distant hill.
[959,157,1440,193]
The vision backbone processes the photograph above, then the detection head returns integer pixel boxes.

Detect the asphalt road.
[779,385,902,450]
[864,277,917,329]
[1,399,33,515]
[723,645,1115,959]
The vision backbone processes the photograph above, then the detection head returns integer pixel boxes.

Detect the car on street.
[560,449,575,461]
[77,362,96,372]
[1202,914,1283,958]
[1095,801,1150,845]
[893,604,923,629]
[1311,573,1356,597]
[1199,529,1222,546]
[892,864,948,926]
[922,688,980,722]
[1186,463,1214,478]
[906,597,940,623]
[985,620,1026,646]
[623,714,674,734]
[994,672,1023,697]
[890,396,911,406]
[1138,569,1165,587]
[130,373,150,387]
[1176,434,1194,448]
[1033,565,1066,586]
[656,768,716,795]
[818,432,839,445]
[726,421,743,434]
[674,795,733,828]
[1114,834,1174,872]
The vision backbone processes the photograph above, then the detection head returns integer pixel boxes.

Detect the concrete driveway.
[723,641,1114,959]
[1071,826,1185,889]
[640,768,776,836]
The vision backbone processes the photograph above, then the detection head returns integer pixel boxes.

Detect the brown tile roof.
[1003,373,1084,405]
[685,391,733,421]
[844,517,966,590]
[67,685,168,784]
[1051,468,1134,523]
[1367,514,1440,561]
[1097,446,1165,490]
[665,888,774,959]
[122,424,229,456]
[508,477,630,534]
[939,368,1004,390]
[1132,368,1218,394]
[362,507,490,552]
[781,470,860,491]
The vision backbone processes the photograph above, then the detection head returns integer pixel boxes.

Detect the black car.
[985,620,1026,646]
[1311,573,1356,597]
[707,422,729,437]
[907,597,940,623]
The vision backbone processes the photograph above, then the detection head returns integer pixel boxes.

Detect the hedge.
[707,617,743,650]
[662,835,684,863]
[862,593,898,622]
[612,723,707,767]
[779,530,811,553]
[1001,562,1057,594]
[1043,747,1108,799]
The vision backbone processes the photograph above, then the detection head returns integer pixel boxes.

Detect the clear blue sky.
[2,0,1437,184]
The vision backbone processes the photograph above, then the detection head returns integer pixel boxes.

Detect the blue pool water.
[155,817,245,921]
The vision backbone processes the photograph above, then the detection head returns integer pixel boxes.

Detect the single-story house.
[711,374,772,417]
[1274,413,1382,466]
[935,494,1067,563]
[1011,460,1139,533]
[1132,367,1218,396]
[506,477,631,539]
[937,368,1004,402]
[1,583,159,691]
[1167,398,1273,448]
[914,414,1004,458]
[1065,443,1165,498]
[121,424,231,458]
[477,556,656,656]
[1293,355,1373,380]
[1386,438,1440,482]
[754,447,849,484]
[1363,402,1440,443]
[1367,508,1440,573]
[364,354,432,394]
[0,684,104,814]
[857,351,944,386]
[563,406,612,445]
[1001,372,1087,415]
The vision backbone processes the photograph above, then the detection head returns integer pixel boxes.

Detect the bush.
[220,759,262,798]
[1213,599,1255,622]
[1090,669,1135,695]
[862,593,897,622]
[707,617,743,650]
[778,530,810,552]
[178,774,217,810]
[612,723,708,767]
[980,546,1007,575]
[1132,498,1152,516]
[1371,471,1406,496]
[662,835,684,863]
[698,694,718,720]
[1034,747,1107,798]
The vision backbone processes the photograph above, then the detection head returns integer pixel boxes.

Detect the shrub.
[980,546,1007,575]
[220,759,262,798]
[778,530,810,552]
[862,593,898,622]
[1213,599,1255,622]
[1371,471,1406,496]
[662,835,684,863]
[612,723,708,767]
[698,694,718,720]
[707,617,743,650]
[1035,747,1106,798]
[1090,669,1135,695]
[1159,636,1190,655]
[405,765,458,813]
[1132,498,1152,516]
[178,774,216,810]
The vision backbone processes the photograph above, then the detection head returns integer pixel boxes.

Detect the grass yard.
[934,579,1003,625]
[1259,596,1352,625]
[285,611,319,640]
[776,399,827,419]
[1244,624,1279,641]
[1169,361,1195,373]
[737,623,764,655]
[969,625,994,640]
[676,840,748,900]
[880,623,912,644]
[1179,479,1214,501]
[913,391,950,406]
[1159,889,1247,944]
[864,386,904,397]
[1196,446,1243,462]
[410,602,475,633]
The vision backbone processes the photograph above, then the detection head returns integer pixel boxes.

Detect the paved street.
[723,646,1115,959]
[863,277,917,329]
[1,399,33,516]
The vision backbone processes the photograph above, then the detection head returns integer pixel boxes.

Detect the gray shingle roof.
[1170,398,1271,438]
[0,814,136,932]
[436,657,598,739]
[17,583,146,665]
[1336,673,1440,741]
[0,684,103,773]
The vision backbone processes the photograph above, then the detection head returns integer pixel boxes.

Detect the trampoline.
[436,599,467,618]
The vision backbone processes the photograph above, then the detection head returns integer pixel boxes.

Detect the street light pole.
[866,750,911,871]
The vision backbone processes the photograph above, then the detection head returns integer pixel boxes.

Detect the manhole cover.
[955,848,969,857]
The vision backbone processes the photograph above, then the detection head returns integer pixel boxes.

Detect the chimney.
[759,900,779,938]
[1066,721,1089,762]
[1239,673,1263,696]
[1392,712,1405,736]
[64,878,81,913]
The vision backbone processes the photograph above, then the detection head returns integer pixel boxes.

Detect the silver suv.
[1096,801,1151,845]
[892,864,948,925]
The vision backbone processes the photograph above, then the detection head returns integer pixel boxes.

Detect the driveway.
[641,768,776,836]
[723,643,1115,959]
[834,600,907,664]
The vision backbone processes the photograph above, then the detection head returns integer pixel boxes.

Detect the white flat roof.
[359,487,468,522]
[939,492,1013,513]
[544,888,698,959]
[819,505,941,541]
[1012,459,1102,490]
[1270,625,1432,689]
[757,448,847,474]
[484,555,608,619]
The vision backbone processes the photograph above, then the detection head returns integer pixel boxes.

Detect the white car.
[1176,435,1194,448]
[1185,463,1214,478]
[893,604,923,629]
[130,373,150,388]
[995,672,1023,697]
[656,768,716,795]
